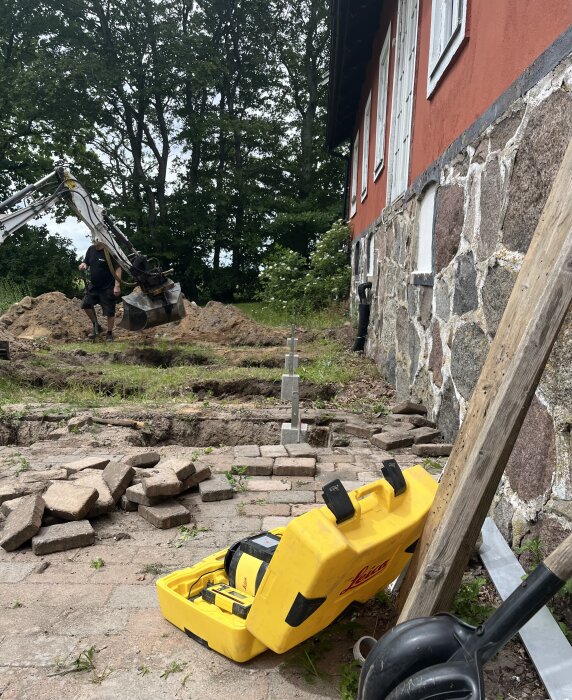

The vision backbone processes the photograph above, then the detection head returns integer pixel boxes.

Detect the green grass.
[0,279,30,314]
[235,302,349,330]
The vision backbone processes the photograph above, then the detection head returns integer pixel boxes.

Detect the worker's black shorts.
[81,284,116,317]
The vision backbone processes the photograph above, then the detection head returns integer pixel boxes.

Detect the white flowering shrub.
[258,220,351,312]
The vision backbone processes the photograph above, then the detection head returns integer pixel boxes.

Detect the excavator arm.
[0,166,185,331]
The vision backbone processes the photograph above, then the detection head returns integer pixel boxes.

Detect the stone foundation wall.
[352,58,572,545]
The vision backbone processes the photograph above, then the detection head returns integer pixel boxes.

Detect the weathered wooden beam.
[397,137,572,621]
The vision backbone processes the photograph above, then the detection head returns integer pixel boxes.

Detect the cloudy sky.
[36,212,92,256]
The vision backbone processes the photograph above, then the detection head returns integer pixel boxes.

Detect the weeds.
[138,562,167,576]
[374,588,393,607]
[517,536,543,568]
[10,600,23,609]
[225,465,249,492]
[422,457,443,474]
[452,576,494,626]
[14,457,31,475]
[160,660,187,680]
[51,645,97,676]
[137,665,151,676]
[90,558,105,570]
[339,660,361,700]
[236,502,246,516]
[172,525,210,548]
[91,668,113,684]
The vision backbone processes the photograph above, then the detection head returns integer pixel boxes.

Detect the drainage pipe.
[352,282,372,352]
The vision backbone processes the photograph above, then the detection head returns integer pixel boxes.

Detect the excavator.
[0,164,185,332]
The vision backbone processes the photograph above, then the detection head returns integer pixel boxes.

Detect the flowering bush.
[257,220,351,312]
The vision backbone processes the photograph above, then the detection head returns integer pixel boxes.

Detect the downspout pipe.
[352,281,372,351]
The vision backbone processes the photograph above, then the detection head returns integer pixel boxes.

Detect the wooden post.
[397,138,572,622]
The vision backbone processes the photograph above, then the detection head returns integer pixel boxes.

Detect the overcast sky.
[36,212,92,256]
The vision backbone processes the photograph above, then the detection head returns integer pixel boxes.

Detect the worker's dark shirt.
[84,245,118,289]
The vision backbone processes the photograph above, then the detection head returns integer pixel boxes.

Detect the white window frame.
[427,0,468,97]
[361,93,372,202]
[387,0,419,204]
[367,234,375,277]
[414,183,436,274]
[374,25,391,180]
[350,132,359,218]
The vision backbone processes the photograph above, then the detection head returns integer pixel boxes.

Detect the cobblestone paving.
[0,438,430,700]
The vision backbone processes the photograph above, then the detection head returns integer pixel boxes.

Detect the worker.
[79,241,122,341]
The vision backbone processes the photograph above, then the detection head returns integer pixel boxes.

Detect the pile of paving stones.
[0,451,217,555]
[346,401,452,456]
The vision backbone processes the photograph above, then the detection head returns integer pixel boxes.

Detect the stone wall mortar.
[351,58,572,540]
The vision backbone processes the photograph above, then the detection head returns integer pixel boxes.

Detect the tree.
[0,226,79,297]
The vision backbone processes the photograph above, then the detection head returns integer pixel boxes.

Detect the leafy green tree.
[0,226,79,297]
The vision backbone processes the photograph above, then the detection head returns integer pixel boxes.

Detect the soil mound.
[0,293,285,346]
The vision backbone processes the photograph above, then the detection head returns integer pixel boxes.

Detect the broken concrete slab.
[0,495,45,552]
[410,426,442,444]
[75,473,115,517]
[273,457,316,477]
[64,456,110,474]
[141,468,181,498]
[157,457,195,481]
[391,401,428,415]
[102,461,134,502]
[124,483,163,507]
[371,432,415,450]
[284,443,317,458]
[199,476,234,502]
[43,482,99,521]
[32,520,95,555]
[138,502,191,529]
[412,443,453,457]
[122,451,160,468]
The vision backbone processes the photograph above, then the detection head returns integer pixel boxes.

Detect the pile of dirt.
[0,293,291,346]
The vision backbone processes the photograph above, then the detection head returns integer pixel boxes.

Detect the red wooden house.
[327,1,572,539]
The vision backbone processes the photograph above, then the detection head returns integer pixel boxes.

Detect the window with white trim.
[387,0,419,204]
[374,25,391,179]
[350,132,359,218]
[367,234,375,277]
[427,0,468,96]
[361,93,372,201]
[415,183,436,274]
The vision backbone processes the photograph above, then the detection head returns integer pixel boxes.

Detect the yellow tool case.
[157,459,437,662]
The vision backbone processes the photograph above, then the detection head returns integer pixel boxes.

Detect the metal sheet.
[480,517,572,700]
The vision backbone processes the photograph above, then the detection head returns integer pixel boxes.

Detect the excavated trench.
[0,413,337,448]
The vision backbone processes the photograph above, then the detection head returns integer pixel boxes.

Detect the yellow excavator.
[0,165,185,331]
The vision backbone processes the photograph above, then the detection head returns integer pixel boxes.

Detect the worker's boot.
[105,331,114,343]
[88,323,102,339]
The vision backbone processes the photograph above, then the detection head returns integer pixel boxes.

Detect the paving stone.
[242,503,290,517]
[179,464,212,491]
[138,502,191,529]
[123,451,161,468]
[108,585,160,609]
[120,494,139,511]
[231,457,274,476]
[75,473,115,516]
[273,457,316,477]
[284,443,317,458]
[158,457,195,481]
[345,424,382,439]
[125,483,164,506]
[43,482,99,520]
[392,414,437,428]
[371,432,415,450]
[102,461,134,501]
[19,468,68,483]
[233,444,261,458]
[0,496,27,517]
[412,443,453,457]
[260,445,287,457]
[32,520,95,555]
[141,468,181,497]
[0,562,37,582]
[0,482,42,505]
[199,476,234,502]
[291,503,322,516]
[391,401,427,415]
[266,490,315,504]
[0,495,45,551]
[262,515,292,530]
[64,455,110,474]
[410,427,442,444]
[0,634,79,667]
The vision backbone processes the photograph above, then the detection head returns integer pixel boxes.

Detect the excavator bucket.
[119,282,186,332]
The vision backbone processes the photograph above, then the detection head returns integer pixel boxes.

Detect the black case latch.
[322,479,355,524]
[381,459,407,496]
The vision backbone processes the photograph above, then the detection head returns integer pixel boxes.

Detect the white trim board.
[479,517,572,700]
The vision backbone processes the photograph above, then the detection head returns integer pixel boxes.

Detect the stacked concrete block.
[138,503,191,529]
